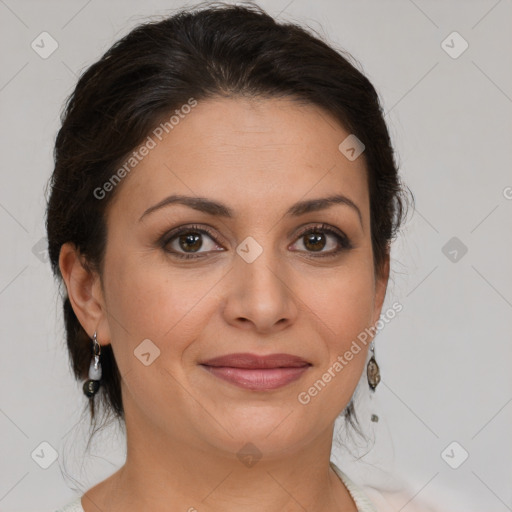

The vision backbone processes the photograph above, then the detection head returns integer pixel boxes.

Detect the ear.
[371,251,390,326]
[59,242,111,344]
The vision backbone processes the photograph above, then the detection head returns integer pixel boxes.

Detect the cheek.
[305,263,376,343]
[298,270,374,418]
[300,260,375,399]
[102,250,219,355]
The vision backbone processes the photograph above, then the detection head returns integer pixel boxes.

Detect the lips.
[201,353,310,369]
[200,353,311,390]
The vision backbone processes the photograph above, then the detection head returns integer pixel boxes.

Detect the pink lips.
[200,353,311,391]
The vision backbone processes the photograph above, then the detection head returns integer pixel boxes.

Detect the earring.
[367,340,381,392]
[367,340,381,423]
[83,331,102,398]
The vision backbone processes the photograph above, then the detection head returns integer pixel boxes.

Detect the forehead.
[107,96,369,224]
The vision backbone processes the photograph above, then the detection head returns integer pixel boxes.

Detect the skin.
[60,96,389,512]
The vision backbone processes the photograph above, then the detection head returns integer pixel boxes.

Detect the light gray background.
[1,0,511,511]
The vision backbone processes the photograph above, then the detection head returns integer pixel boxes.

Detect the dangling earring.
[367,340,381,391]
[83,331,102,398]
[367,340,381,422]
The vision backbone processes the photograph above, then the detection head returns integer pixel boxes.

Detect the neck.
[81,399,357,512]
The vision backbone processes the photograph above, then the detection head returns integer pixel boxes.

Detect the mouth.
[199,353,312,391]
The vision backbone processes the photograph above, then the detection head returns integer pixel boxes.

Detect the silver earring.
[83,331,102,398]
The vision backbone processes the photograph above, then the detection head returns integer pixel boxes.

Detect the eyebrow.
[139,193,363,227]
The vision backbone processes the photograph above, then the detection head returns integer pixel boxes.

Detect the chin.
[206,409,312,454]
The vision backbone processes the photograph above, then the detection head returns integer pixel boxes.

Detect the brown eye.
[303,232,327,252]
[162,225,224,259]
[290,224,352,257]
[177,232,203,252]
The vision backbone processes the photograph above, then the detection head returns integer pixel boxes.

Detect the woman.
[48,2,413,511]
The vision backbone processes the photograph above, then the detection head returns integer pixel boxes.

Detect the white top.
[54,461,377,512]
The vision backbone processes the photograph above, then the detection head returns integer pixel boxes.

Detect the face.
[88,97,388,458]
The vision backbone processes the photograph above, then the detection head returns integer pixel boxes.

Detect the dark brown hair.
[46,1,412,440]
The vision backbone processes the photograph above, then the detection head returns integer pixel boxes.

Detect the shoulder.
[54,496,84,512]
[330,461,441,512]
[331,461,378,512]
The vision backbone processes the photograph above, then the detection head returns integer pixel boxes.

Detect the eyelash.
[160,223,353,260]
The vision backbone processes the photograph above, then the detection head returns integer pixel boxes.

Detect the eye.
[290,224,352,257]
[160,223,352,260]
[162,224,224,259]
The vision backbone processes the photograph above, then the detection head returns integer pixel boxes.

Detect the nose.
[222,245,299,335]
